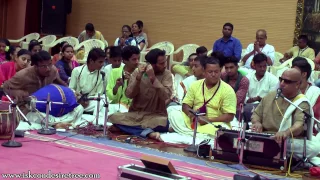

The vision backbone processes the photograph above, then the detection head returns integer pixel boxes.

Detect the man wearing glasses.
[251,68,319,160]
[3,51,67,101]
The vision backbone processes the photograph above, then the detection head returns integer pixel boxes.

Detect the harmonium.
[212,129,287,171]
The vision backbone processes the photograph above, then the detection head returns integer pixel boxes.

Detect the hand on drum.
[251,122,262,133]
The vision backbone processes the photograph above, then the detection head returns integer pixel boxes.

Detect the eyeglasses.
[38,64,53,69]
[279,77,297,84]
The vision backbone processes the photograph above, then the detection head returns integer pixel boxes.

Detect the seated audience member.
[172,53,197,94]
[114,25,137,48]
[104,46,124,82]
[136,20,148,46]
[176,55,206,103]
[0,49,31,86]
[213,23,242,61]
[181,56,236,135]
[109,49,173,140]
[172,53,197,77]
[291,57,320,132]
[55,45,79,84]
[3,51,67,101]
[280,35,315,63]
[196,46,208,56]
[314,52,320,70]
[11,46,21,61]
[222,56,249,117]
[0,38,10,63]
[28,41,42,55]
[52,41,78,64]
[78,23,105,43]
[241,29,275,70]
[77,23,106,60]
[132,22,146,50]
[251,68,319,159]
[104,46,110,67]
[107,46,140,112]
[244,54,278,122]
[69,48,105,114]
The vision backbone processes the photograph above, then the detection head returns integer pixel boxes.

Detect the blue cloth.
[114,120,170,138]
[31,84,79,117]
[315,79,320,88]
[212,36,242,61]
[55,60,71,82]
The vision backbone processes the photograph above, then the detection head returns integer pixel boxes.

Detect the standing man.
[212,23,242,61]
[109,49,173,140]
[241,29,275,70]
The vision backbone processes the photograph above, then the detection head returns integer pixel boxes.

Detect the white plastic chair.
[274,52,284,66]
[38,35,57,51]
[172,44,199,65]
[8,33,40,49]
[140,41,174,69]
[43,36,79,52]
[74,39,106,64]
[207,50,213,56]
[104,40,109,48]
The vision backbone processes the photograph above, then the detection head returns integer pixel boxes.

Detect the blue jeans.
[315,79,320,88]
[114,120,170,138]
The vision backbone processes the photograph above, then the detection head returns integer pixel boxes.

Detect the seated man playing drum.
[3,51,67,101]
[251,68,320,160]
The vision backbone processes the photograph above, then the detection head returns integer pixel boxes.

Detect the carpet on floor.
[0,131,235,180]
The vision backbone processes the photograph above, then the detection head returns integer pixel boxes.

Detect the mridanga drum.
[0,102,20,140]
[31,84,79,117]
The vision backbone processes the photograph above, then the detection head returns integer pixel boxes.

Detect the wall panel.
[66,0,297,53]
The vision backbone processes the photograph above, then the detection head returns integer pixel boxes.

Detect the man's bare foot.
[108,125,121,132]
[148,132,163,141]
[168,127,174,132]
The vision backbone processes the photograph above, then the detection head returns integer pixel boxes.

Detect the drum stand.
[37,93,64,135]
[1,95,31,148]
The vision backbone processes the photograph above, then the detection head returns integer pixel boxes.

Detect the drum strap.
[77,65,100,95]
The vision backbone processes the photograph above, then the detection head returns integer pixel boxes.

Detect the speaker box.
[40,0,72,36]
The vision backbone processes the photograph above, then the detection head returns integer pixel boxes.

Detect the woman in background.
[0,38,11,64]
[136,20,148,45]
[55,45,79,83]
[52,41,78,64]
[28,41,42,55]
[114,25,136,48]
[0,49,31,103]
[132,22,146,50]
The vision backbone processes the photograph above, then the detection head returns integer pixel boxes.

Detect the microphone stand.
[184,110,218,152]
[94,93,104,131]
[2,94,31,148]
[37,93,64,135]
[97,75,111,139]
[279,94,320,171]
[237,104,246,165]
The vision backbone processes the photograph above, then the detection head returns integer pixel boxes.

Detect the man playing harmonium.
[251,68,320,159]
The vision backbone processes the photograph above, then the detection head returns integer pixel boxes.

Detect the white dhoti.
[16,105,86,130]
[279,97,319,159]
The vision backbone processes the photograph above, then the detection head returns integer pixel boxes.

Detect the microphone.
[275,88,282,99]
[100,71,105,79]
[188,109,222,129]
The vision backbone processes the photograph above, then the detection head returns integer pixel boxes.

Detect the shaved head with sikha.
[280,68,302,98]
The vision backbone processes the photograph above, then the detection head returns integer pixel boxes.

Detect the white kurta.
[69,65,105,112]
[243,43,275,69]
